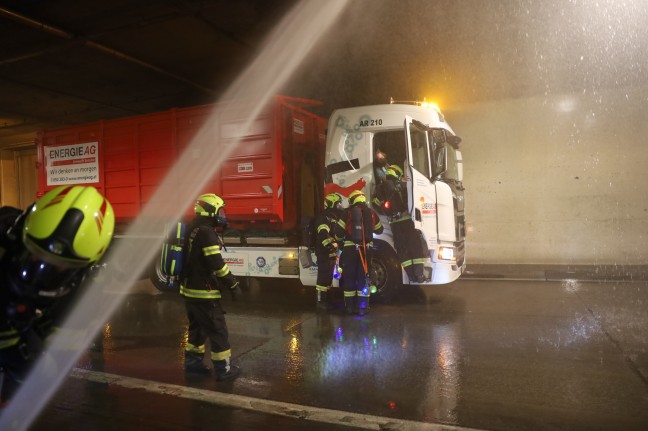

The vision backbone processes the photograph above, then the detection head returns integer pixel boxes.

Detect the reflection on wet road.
[30,277,648,431]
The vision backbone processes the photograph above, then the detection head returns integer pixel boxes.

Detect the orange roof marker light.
[389,97,441,112]
[389,97,444,122]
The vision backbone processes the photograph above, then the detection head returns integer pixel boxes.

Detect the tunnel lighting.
[437,246,455,261]
[290,335,299,353]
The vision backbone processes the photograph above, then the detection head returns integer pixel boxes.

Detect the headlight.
[437,246,455,261]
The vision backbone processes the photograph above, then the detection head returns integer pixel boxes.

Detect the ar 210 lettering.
[359,119,383,127]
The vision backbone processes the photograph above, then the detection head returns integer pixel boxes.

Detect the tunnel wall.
[448,85,648,265]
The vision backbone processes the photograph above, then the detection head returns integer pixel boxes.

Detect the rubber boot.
[184,353,210,374]
[413,264,428,283]
[344,295,355,315]
[90,331,104,352]
[213,358,240,382]
[404,266,417,283]
[316,290,329,311]
[357,295,370,316]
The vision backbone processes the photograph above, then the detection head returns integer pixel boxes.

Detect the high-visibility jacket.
[180,216,235,300]
[373,177,409,221]
[314,208,346,257]
[0,207,30,354]
[1,206,87,403]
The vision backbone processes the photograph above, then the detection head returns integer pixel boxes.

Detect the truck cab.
[319,101,466,298]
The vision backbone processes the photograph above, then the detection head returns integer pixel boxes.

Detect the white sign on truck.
[44,142,99,186]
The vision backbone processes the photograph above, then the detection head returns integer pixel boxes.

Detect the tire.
[369,241,402,302]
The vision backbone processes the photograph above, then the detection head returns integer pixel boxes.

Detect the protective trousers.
[391,218,426,282]
[184,300,231,367]
[315,251,336,308]
[340,244,371,314]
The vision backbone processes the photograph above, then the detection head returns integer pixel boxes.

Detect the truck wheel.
[149,254,178,293]
[369,244,402,302]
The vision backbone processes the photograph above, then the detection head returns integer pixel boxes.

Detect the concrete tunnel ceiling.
[1,0,647,148]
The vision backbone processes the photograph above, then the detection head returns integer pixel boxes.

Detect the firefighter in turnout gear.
[373,165,428,283]
[340,190,383,315]
[314,193,346,310]
[0,186,114,403]
[180,193,241,381]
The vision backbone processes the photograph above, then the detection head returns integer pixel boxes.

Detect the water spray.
[0,1,348,429]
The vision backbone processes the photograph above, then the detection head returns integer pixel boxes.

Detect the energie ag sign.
[44,142,99,186]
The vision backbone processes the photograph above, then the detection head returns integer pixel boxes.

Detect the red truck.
[36,96,328,289]
[36,97,466,300]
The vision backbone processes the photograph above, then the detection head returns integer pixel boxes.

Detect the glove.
[229,282,241,301]
[222,272,240,300]
[221,271,237,288]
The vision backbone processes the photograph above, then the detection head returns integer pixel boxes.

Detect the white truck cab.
[317,101,466,298]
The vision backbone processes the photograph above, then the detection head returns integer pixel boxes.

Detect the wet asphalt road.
[22,277,648,431]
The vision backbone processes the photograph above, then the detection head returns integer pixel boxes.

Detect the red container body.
[36,96,327,230]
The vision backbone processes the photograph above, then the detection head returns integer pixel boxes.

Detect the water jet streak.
[0,1,348,429]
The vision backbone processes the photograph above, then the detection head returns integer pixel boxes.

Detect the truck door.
[403,116,436,242]
[431,130,465,244]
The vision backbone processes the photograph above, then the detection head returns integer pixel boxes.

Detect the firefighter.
[181,193,241,381]
[314,193,346,310]
[0,186,114,403]
[373,165,428,283]
[373,149,389,185]
[340,190,383,315]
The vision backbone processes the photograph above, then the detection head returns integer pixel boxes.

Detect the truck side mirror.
[447,135,462,146]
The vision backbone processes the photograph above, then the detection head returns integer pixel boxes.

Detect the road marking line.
[71,368,481,431]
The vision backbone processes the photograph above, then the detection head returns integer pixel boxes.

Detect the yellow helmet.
[14,185,114,299]
[386,164,403,180]
[348,190,366,206]
[323,193,343,209]
[23,185,114,265]
[195,193,225,217]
